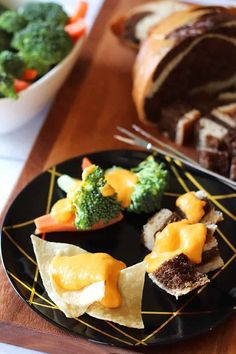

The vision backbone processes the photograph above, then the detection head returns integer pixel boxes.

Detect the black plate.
[1,149,236,348]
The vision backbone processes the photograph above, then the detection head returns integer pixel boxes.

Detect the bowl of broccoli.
[0,0,87,134]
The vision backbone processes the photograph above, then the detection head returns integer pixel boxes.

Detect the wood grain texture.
[0,0,235,353]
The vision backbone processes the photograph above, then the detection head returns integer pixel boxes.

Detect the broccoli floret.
[18,54,50,76]
[128,156,168,214]
[18,2,69,26]
[0,5,7,15]
[0,10,27,33]
[0,73,17,99]
[12,21,73,66]
[0,50,25,77]
[0,29,10,51]
[74,165,122,230]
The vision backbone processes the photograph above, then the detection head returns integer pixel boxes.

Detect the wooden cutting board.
[1,1,236,353]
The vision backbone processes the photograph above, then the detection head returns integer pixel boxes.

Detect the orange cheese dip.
[100,183,116,197]
[176,192,206,223]
[67,180,82,201]
[50,253,126,308]
[50,164,119,223]
[50,198,74,223]
[145,220,207,273]
[105,168,138,208]
[50,165,96,223]
[82,164,96,180]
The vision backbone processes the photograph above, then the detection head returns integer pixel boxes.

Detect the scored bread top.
[132,6,236,124]
[111,0,197,48]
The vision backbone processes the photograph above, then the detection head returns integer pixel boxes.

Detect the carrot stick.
[22,69,38,81]
[70,1,88,23]
[64,18,86,41]
[34,214,76,234]
[14,79,30,93]
[81,157,93,170]
[34,212,123,234]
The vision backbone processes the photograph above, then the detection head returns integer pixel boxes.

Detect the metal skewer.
[114,126,236,191]
[132,124,197,165]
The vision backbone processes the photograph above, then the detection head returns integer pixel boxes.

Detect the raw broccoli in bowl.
[18,55,50,77]
[12,22,73,66]
[0,1,87,99]
[0,73,17,99]
[0,10,27,33]
[0,4,7,15]
[0,29,10,51]
[18,2,69,26]
[0,50,25,77]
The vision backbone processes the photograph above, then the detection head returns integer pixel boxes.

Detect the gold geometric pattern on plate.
[29,165,57,305]
[2,155,236,346]
[170,159,236,252]
[173,159,236,221]
[7,270,142,346]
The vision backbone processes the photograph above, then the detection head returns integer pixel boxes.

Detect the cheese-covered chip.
[31,235,145,328]
[87,261,146,328]
[31,235,104,317]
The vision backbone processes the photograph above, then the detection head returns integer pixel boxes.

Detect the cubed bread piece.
[198,118,228,149]
[230,156,236,181]
[197,224,224,274]
[218,91,236,102]
[198,147,229,176]
[149,254,209,298]
[212,103,236,128]
[142,208,180,251]
[175,109,201,145]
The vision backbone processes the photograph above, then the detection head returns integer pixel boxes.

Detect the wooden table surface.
[1,1,236,353]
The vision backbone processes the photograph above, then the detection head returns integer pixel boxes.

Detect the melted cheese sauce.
[50,198,74,223]
[50,165,137,222]
[145,220,207,272]
[176,192,206,223]
[67,180,82,201]
[100,183,116,197]
[82,164,96,180]
[105,168,138,208]
[50,165,97,223]
[50,253,126,308]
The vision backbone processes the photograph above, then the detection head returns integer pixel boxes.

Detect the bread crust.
[132,6,236,124]
[111,0,197,49]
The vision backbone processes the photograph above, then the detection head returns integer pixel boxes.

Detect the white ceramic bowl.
[0,0,85,134]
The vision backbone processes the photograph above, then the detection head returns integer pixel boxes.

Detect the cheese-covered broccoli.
[105,156,168,214]
[18,2,69,26]
[73,165,122,230]
[58,156,168,219]
[0,10,27,33]
[11,21,73,66]
[128,156,168,214]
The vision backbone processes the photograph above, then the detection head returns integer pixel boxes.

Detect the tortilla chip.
[87,261,146,328]
[31,235,145,328]
[31,235,105,317]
